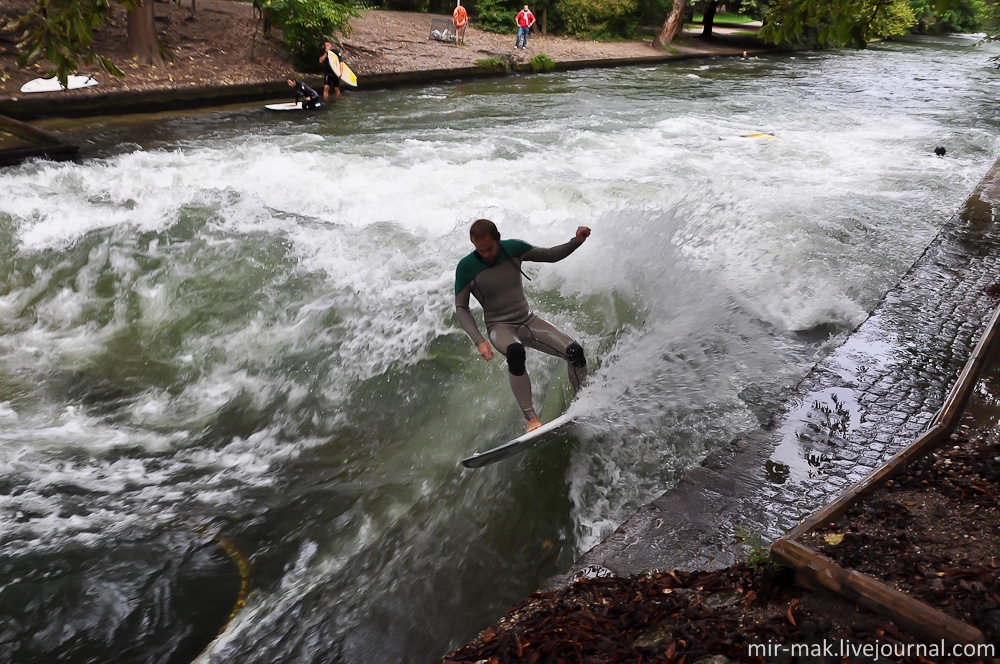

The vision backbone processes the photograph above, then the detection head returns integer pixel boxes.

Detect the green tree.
[910,0,985,31]
[258,0,361,68]
[474,0,520,32]
[653,0,687,46]
[556,0,639,37]
[759,0,917,47]
[982,0,1000,65]
[12,0,142,84]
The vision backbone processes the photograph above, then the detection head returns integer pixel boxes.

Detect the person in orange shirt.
[453,0,469,43]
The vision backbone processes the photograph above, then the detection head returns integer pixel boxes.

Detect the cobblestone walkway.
[549,157,1000,586]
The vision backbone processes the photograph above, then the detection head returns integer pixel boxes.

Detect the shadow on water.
[0,528,242,664]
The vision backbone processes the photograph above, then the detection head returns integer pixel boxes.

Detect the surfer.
[515,5,535,50]
[287,77,320,109]
[319,41,343,101]
[455,219,591,432]
[453,0,469,43]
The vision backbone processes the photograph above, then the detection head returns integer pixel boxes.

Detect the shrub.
[529,52,556,71]
[474,0,520,32]
[474,56,511,71]
[555,0,639,38]
[258,0,362,68]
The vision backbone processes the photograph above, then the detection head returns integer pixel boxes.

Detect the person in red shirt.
[515,5,535,50]
[453,0,469,43]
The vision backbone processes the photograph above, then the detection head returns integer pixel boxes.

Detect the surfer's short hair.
[470,219,500,241]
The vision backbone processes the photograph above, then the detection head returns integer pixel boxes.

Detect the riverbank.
[0,5,766,122]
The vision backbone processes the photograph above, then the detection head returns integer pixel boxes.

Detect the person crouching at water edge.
[455,219,590,432]
[287,77,320,109]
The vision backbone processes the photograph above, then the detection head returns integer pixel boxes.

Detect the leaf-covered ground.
[445,421,999,663]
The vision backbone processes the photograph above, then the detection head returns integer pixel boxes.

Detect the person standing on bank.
[455,220,591,433]
[453,0,469,43]
[319,40,342,101]
[515,5,535,50]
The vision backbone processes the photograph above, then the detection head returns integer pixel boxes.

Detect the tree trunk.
[701,0,717,38]
[541,7,547,35]
[127,0,163,66]
[653,0,687,48]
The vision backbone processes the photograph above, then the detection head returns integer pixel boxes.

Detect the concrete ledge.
[0,45,764,121]
[0,113,79,165]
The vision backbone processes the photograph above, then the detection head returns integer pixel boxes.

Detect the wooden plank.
[771,304,1000,646]
[772,539,985,645]
[780,423,950,542]
[782,303,1000,545]
[934,302,1000,426]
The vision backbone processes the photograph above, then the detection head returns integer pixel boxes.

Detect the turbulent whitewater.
[0,35,998,664]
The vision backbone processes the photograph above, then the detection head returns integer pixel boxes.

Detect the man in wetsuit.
[287,77,320,109]
[319,41,342,101]
[455,219,591,432]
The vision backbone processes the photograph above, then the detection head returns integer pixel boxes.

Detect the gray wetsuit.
[455,238,587,420]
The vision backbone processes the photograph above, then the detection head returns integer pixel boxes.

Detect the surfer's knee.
[506,343,527,376]
[566,342,587,369]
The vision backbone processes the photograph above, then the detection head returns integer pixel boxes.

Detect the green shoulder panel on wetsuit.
[454,239,534,293]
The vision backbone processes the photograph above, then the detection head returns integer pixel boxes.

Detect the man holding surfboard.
[455,220,590,433]
[319,41,343,101]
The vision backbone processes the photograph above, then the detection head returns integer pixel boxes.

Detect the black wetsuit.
[293,81,320,109]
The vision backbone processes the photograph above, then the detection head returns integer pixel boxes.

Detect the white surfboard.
[264,101,321,111]
[20,75,98,94]
[461,412,574,468]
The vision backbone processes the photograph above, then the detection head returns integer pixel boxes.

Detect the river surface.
[1,34,999,664]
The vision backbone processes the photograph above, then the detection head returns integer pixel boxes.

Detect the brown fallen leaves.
[446,423,1000,664]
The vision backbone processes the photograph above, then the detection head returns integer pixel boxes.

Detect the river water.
[1,34,999,664]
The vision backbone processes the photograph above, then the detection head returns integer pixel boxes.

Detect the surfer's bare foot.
[525,417,542,433]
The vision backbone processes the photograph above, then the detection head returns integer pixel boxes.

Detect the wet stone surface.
[548,159,1000,586]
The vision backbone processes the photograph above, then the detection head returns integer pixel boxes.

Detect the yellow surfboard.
[338,62,358,88]
[327,52,358,88]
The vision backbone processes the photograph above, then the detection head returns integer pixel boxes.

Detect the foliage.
[633,0,673,26]
[474,55,511,70]
[734,525,770,568]
[556,0,639,37]
[981,0,1000,67]
[909,0,985,32]
[12,0,136,85]
[258,0,361,68]
[473,0,521,32]
[759,0,917,47]
[529,52,556,70]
